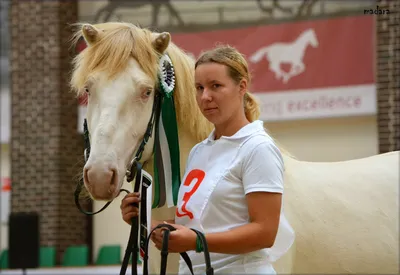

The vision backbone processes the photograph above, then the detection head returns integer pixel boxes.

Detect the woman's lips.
[204,107,218,114]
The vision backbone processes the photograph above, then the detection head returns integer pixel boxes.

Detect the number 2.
[175,169,205,219]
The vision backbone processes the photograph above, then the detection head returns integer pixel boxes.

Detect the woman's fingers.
[120,193,141,226]
[124,211,139,220]
[153,231,174,252]
[151,229,165,246]
[120,193,141,209]
[122,206,139,220]
[122,205,139,215]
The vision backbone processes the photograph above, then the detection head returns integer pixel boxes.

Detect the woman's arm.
[204,141,284,254]
[204,191,282,254]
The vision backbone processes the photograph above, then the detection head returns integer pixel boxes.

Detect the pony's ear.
[82,24,102,46]
[152,32,171,54]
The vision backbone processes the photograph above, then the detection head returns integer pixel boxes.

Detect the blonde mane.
[69,22,212,142]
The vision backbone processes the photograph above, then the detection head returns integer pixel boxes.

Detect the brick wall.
[376,1,400,153]
[9,0,92,264]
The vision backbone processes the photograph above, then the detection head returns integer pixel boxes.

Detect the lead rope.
[119,161,142,275]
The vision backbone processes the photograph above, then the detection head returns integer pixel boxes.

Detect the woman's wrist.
[195,234,204,253]
[189,231,198,252]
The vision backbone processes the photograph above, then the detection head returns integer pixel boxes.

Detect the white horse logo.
[250,28,319,83]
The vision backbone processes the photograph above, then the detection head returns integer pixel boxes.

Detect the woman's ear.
[239,78,248,96]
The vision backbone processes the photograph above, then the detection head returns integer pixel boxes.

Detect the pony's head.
[70,22,209,201]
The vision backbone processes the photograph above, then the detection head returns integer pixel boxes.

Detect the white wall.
[1,144,10,252]
[1,88,11,144]
[265,115,379,162]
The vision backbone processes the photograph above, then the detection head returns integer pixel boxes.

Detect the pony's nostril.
[82,164,118,200]
[83,166,91,186]
[110,168,118,186]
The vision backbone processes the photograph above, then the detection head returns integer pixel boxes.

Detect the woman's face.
[194,62,246,126]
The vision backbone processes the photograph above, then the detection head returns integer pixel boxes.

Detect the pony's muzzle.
[83,163,118,200]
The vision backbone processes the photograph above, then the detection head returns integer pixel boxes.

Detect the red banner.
[171,15,374,93]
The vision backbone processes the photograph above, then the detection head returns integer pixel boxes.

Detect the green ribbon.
[162,93,181,206]
[152,117,161,209]
[152,54,181,208]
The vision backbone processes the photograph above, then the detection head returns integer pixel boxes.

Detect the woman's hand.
[151,223,197,253]
[120,192,141,225]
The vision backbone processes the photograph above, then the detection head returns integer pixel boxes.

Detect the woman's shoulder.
[237,130,284,168]
[187,142,203,161]
[240,128,280,153]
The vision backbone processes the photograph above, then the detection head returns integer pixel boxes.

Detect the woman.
[121,45,295,274]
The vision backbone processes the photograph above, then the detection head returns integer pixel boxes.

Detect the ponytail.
[244,92,260,122]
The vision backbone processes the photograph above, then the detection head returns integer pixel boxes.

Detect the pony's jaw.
[82,64,155,201]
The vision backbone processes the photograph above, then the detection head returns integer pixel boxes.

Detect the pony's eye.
[142,88,152,98]
[84,87,90,94]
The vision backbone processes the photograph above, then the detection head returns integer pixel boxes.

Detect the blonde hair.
[195,45,260,122]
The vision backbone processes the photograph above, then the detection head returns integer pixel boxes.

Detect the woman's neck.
[214,114,250,140]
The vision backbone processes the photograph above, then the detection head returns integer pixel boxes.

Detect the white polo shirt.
[175,120,294,274]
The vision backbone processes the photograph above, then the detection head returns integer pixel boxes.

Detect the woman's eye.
[213,84,220,89]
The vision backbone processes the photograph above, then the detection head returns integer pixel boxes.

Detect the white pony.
[250,28,319,84]
[69,22,399,274]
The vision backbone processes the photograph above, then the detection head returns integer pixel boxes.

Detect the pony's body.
[70,22,399,274]
[276,151,399,274]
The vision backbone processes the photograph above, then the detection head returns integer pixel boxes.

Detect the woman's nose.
[201,89,212,101]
